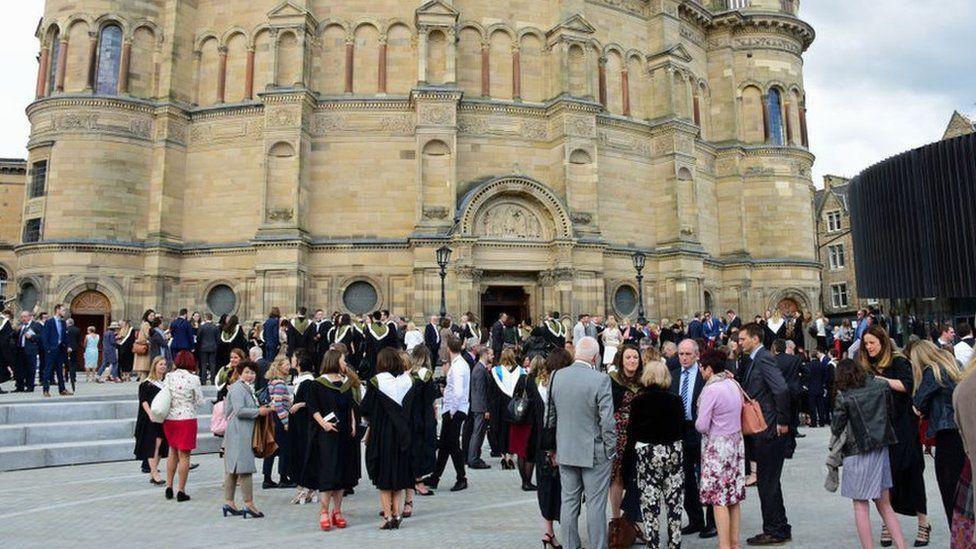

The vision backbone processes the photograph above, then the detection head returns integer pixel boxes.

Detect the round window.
[343,281,378,315]
[206,284,237,316]
[614,285,638,316]
[19,282,39,312]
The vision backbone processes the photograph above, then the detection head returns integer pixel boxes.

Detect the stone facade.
[15,0,818,325]
[0,159,26,305]
[814,174,868,317]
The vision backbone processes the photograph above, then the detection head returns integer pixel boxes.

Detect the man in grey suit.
[197,313,220,385]
[465,346,493,468]
[546,336,615,549]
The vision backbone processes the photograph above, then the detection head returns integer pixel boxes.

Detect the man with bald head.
[670,339,716,538]
[544,336,615,549]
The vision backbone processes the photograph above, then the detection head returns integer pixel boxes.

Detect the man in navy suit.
[669,339,716,538]
[736,323,792,545]
[41,304,71,396]
[687,312,704,340]
[169,308,195,355]
[806,349,832,427]
[424,315,441,367]
[16,310,43,392]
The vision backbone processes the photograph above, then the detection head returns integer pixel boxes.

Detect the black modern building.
[848,131,976,325]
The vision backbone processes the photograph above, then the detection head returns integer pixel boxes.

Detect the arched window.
[766,88,784,145]
[0,270,7,302]
[95,24,123,95]
[47,30,60,95]
[19,282,39,312]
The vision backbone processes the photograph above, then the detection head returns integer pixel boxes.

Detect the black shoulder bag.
[540,370,558,452]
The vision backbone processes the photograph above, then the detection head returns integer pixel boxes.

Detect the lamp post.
[436,245,452,321]
[632,251,646,324]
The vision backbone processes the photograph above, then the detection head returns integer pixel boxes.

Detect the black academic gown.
[288,377,314,484]
[0,320,15,383]
[329,325,362,370]
[409,368,439,479]
[285,319,310,359]
[362,323,400,380]
[117,328,135,375]
[542,321,566,355]
[487,366,524,454]
[217,327,248,369]
[763,320,787,348]
[133,380,169,459]
[301,376,361,491]
[307,321,332,366]
[361,376,417,491]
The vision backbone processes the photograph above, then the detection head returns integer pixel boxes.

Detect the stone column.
[245,47,255,99]
[799,105,809,147]
[597,57,607,107]
[217,46,228,103]
[378,39,387,93]
[480,43,490,97]
[559,41,570,95]
[784,103,793,144]
[417,28,429,84]
[54,38,68,92]
[268,29,279,88]
[344,39,354,93]
[86,31,98,92]
[119,40,132,94]
[512,47,521,100]
[35,47,50,98]
[446,28,457,84]
[621,68,630,116]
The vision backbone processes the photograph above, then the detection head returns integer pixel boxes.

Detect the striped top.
[268,379,291,426]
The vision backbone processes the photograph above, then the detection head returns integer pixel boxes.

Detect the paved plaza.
[0,392,950,549]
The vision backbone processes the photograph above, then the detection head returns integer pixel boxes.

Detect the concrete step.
[0,398,215,425]
[0,431,222,471]
[0,415,214,448]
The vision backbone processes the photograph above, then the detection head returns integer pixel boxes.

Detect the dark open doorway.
[481,285,530,327]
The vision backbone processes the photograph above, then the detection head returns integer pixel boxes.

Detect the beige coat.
[133,321,151,373]
[953,372,976,513]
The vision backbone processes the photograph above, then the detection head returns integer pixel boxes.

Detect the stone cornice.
[189,102,264,121]
[317,96,413,111]
[459,98,548,118]
[27,94,157,118]
[545,96,603,117]
[715,143,815,163]
[677,1,713,26]
[710,11,815,50]
[411,87,464,103]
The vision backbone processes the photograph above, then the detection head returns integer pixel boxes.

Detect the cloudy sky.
[0,0,972,185]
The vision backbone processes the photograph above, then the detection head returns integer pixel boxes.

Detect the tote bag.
[210,400,228,436]
[251,414,278,458]
[150,382,172,423]
[731,379,767,436]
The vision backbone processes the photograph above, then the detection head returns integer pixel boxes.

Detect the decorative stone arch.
[568,148,593,164]
[381,18,413,38]
[767,287,811,316]
[457,175,574,240]
[316,19,350,40]
[458,21,487,42]
[766,80,790,95]
[94,14,129,36]
[516,27,545,42]
[61,279,126,321]
[676,166,694,180]
[338,275,385,314]
[41,21,64,43]
[602,43,625,59]
[250,24,274,48]
[64,13,95,35]
[352,19,382,35]
[268,140,296,156]
[201,279,243,316]
[194,31,221,52]
[221,27,250,47]
[486,23,515,42]
[14,275,44,312]
[735,80,765,99]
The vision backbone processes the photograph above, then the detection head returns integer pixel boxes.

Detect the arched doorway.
[70,290,112,369]
[481,286,531,328]
[777,297,801,317]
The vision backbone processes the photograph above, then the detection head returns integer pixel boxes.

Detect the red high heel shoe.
[331,510,347,529]
[319,512,332,531]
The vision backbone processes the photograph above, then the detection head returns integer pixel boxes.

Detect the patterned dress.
[700,432,747,506]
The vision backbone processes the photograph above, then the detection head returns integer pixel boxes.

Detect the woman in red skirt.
[162,350,204,501]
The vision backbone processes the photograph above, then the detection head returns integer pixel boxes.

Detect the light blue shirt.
[749,345,763,362]
[679,362,699,421]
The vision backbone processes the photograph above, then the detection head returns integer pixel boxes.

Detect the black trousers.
[682,432,714,528]
[934,430,966,526]
[263,414,289,482]
[17,350,38,391]
[198,351,216,385]
[432,411,467,483]
[752,434,791,539]
[807,388,830,427]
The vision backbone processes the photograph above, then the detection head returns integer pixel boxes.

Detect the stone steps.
[0,387,221,471]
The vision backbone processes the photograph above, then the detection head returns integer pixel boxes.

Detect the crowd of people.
[2,302,976,548]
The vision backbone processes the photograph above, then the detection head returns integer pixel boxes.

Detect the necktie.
[57,319,63,344]
[680,369,692,420]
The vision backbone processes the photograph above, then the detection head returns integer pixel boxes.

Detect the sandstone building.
[14,0,818,330]
[814,174,867,318]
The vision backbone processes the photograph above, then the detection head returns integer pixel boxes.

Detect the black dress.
[528,374,560,521]
[0,320,14,384]
[410,368,439,479]
[361,376,416,491]
[217,327,247,369]
[302,376,360,491]
[880,355,927,516]
[362,323,400,381]
[133,380,169,459]
[287,376,314,485]
[117,328,135,376]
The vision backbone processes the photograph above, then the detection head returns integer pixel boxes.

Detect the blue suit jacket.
[169,317,195,352]
[263,317,280,348]
[687,319,704,340]
[41,317,65,353]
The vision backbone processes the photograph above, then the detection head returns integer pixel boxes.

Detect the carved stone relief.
[476,202,545,240]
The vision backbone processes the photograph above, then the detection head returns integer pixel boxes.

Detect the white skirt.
[603,345,618,365]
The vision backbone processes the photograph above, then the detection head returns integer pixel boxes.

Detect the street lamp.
[436,245,452,321]
[632,251,646,324]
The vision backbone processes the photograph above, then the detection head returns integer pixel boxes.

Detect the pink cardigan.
[695,377,743,436]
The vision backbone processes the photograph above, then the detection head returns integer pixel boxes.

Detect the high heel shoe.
[402,501,413,518]
[392,515,402,529]
[319,512,332,531]
[542,533,563,549]
[880,523,893,547]
[331,510,347,529]
[914,523,931,547]
[241,507,265,519]
[222,504,243,517]
[379,516,396,530]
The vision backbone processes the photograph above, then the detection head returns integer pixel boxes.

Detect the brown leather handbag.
[251,414,278,458]
[608,517,639,548]
[733,379,768,435]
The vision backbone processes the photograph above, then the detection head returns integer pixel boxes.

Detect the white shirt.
[572,322,586,343]
[954,339,974,368]
[404,329,424,352]
[442,354,470,415]
[816,318,827,337]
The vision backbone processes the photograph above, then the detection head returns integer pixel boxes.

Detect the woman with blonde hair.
[134,356,169,485]
[857,325,930,546]
[910,340,965,527]
[261,357,293,489]
[404,321,424,353]
[488,347,526,472]
[602,316,622,370]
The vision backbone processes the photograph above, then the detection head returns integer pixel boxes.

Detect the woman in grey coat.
[222,360,273,518]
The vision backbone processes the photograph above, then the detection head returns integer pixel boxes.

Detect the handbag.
[133,339,149,356]
[732,379,767,436]
[251,414,278,458]
[210,400,228,436]
[505,385,530,424]
[540,371,558,452]
[608,517,639,548]
[150,381,172,422]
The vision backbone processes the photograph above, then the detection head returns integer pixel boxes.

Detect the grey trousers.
[466,412,489,464]
[559,458,613,549]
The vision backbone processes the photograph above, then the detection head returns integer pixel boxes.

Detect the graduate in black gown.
[487,348,526,470]
[217,315,248,370]
[284,308,311,360]
[532,348,573,548]
[0,312,15,388]
[133,356,169,484]
[361,347,418,530]
[362,311,401,381]
[302,348,362,531]
[542,313,567,355]
[407,346,439,507]
[287,349,316,505]
[328,314,361,371]
[116,320,135,380]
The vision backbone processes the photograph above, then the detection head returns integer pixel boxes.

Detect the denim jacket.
[831,376,898,458]
[913,367,958,438]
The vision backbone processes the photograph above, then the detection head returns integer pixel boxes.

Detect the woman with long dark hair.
[288,349,317,505]
[608,344,644,526]
[217,315,247,369]
[408,345,438,502]
[532,348,573,549]
[857,326,930,546]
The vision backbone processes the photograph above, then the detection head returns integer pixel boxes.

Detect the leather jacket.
[831,376,898,458]
[913,366,958,438]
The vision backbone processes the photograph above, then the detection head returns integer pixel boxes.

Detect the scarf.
[291,317,309,334]
[492,365,524,398]
[368,322,389,339]
[375,372,413,405]
[220,327,242,343]
[293,372,314,387]
[545,320,565,337]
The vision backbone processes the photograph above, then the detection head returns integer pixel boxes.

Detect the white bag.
[150,381,172,423]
